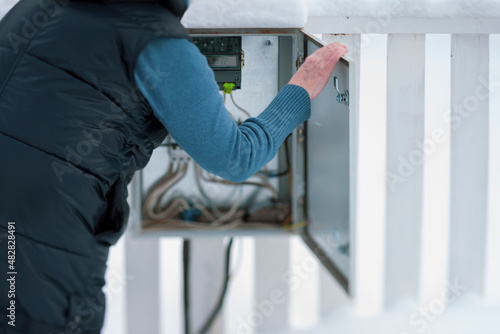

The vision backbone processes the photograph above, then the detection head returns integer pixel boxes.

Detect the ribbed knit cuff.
[255,84,311,147]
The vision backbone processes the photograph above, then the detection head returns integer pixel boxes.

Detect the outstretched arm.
[134,37,346,183]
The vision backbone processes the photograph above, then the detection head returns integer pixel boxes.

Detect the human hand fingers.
[288,42,347,100]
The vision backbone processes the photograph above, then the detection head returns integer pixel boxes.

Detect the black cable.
[183,239,191,334]
[258,135,291,178]
[197,238,234,334]
[273,136,291,177]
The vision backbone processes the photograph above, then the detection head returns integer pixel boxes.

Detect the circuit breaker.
[130,29,353,292]
[193,36,244,90]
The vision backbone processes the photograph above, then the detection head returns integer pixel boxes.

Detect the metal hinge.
[296,51,305,67]
[333,76,349,106]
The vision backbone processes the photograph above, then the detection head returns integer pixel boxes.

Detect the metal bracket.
[297,126,305,143]
[296,51,305,67]
[334,228,349,255]
[333,76,349,106]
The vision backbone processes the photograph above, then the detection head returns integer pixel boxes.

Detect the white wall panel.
[125,233,160,334]
[102,237,127,334]
[449,34,490,294]
[225,237,256,334]
[385,34,426,305]
[190,238,226,334]
[288,237,320,329]
[254,236,290,332]
[485,34,500,302]
[355,34,388,316]
[419,34,451,305]
[159,238,183,334]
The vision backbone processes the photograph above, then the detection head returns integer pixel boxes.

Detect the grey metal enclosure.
[129,28,353,292]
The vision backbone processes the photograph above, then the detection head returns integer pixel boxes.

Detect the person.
[0,0,347,332]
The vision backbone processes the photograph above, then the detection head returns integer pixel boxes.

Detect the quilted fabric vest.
[0,0,190,332]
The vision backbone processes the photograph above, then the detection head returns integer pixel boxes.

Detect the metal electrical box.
[130,29,353,292]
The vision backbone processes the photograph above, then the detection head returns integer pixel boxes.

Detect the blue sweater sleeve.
[134,37,310,183]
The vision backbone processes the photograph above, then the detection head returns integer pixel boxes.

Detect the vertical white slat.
[125,233,160,334]
[449,34,489,294]
[190,238,225,334]
[419,34,452,305]
[102,237,127,334]
[159,238,183,334]
[289,236,320,330]
[485,33,500,303]
[348,34,361,306]
[254,236,290,332]
[225,237,255,334]
[321,33,361,314]
[355,34,387,316]
[385,34,426,305]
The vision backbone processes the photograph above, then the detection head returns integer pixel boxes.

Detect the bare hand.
[288,42,347,100]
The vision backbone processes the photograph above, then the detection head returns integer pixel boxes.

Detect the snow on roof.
[2,0,498,30]
[0,0,17,19]
[181,0,308,28]
[305,0,500,18]
[182,0,500,29]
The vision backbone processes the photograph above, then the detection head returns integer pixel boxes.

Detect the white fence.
[103,21,500,334]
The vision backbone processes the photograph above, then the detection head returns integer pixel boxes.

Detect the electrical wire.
[142,162,189,220]
[213,219,245,231]
[199,169,278,201]
[149,161,175,210]
[143,96,290,229]
[195,163,223,218]
[141,218,287,231]
[258,135,291,178]
[210,191,244,226]
[156,197,191,220]
[253,172,278,201]
[143,161,176,218]
[283,220,310,231]
[227,238,244,284]
[229,93,252,118]
[183,239,191,334]
[197,238,234,334]
[192,203,216,221]
[223,93,236,121]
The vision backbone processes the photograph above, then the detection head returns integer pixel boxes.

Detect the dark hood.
[160,0,188,18]
[83,0,189,18]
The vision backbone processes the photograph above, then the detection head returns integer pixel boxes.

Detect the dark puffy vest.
[0,0,190,332]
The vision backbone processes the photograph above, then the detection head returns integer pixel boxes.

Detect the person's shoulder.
[104,0,179,25]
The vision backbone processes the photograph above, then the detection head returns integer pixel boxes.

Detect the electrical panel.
[193,36,243,90]
[130,29,352,293]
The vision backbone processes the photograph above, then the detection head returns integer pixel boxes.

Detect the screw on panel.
[298,128,305,143]
[265,40,272,46]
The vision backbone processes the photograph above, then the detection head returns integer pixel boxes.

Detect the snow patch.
[182,0,308,28]
[306,0,500,18]
[0,0,17,19]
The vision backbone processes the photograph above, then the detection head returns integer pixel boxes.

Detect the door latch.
[333,76,349,106]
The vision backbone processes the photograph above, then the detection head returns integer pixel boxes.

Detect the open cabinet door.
[299,31,351,293]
